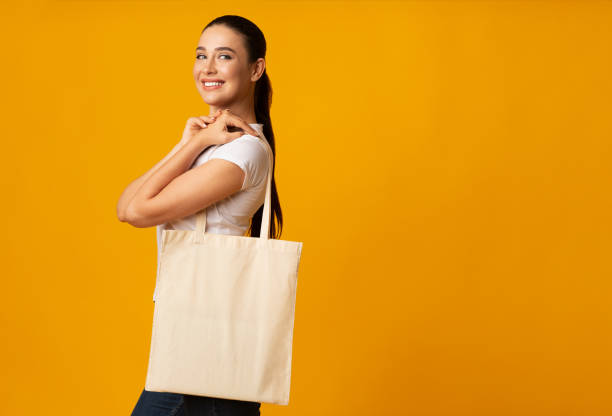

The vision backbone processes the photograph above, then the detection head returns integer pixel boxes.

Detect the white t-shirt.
[152,123,270,301]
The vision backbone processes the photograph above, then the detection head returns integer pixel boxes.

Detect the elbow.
[122,203,149,228]
[116,194,132,223]
[117,204,129,223]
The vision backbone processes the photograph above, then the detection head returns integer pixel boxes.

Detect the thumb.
[225,131,243,142]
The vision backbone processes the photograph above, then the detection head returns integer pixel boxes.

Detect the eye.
[195,53,232,60]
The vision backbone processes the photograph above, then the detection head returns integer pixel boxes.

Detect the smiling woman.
[119,14,286,416]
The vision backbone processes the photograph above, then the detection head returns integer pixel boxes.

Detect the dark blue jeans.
[131,388,261,416]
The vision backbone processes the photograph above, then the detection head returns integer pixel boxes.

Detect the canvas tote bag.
[144,137,303,405]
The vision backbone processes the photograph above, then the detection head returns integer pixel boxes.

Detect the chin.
[202,98,230,108]
[200,93,234,107]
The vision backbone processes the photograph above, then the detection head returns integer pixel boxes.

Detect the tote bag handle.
[195,135,274,241]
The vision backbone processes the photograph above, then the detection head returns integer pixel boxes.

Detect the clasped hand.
[180,108,261,148]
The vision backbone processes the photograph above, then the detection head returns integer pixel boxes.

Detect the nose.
[203,57,216,74]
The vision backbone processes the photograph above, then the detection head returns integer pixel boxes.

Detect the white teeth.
[204,81,223,86]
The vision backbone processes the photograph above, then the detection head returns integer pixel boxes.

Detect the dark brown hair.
[203,15,283,239]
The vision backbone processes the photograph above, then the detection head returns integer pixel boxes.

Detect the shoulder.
[212,134,269,166]
[209,134,271,190]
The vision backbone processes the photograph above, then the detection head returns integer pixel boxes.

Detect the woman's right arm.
[117,113,222,222]
[116,140,187,222]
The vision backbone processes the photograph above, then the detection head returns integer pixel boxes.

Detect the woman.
[117,15,283,416]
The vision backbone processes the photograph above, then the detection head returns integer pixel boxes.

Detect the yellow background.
[2,0,611,414]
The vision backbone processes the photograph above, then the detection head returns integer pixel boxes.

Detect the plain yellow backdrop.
[2,0,611,414]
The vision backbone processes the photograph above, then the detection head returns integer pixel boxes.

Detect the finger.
[225,131,244,142]
[227,114,260,136]
[199,115,216,124]
[192,117,206,128]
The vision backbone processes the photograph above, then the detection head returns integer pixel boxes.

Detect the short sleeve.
[209,136,270,191]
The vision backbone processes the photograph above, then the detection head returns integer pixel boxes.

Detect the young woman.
[117,15,283,416]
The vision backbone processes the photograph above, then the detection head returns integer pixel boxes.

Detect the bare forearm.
[116,140,186,221]
[123,136,209,222]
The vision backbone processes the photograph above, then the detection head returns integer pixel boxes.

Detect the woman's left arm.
[121,135,232,228]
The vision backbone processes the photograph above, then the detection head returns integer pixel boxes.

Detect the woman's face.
[193,24,255,108]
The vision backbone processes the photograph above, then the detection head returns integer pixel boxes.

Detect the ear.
[250,58,266,82]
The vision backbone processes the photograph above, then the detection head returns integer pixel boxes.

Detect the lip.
[202,79,225,90]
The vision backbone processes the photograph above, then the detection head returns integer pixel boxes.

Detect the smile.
[202,81,224,90]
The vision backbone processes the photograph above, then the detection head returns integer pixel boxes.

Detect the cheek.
[222,63,242,79]
[193,60,206,72]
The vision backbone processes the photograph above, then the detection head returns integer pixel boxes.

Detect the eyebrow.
[195,46,237,54]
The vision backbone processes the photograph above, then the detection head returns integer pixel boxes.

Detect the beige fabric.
[144,136,303,405]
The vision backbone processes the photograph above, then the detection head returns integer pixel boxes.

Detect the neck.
[209,94,258,124]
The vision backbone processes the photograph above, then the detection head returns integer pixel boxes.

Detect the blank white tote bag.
[145,137,303,405]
